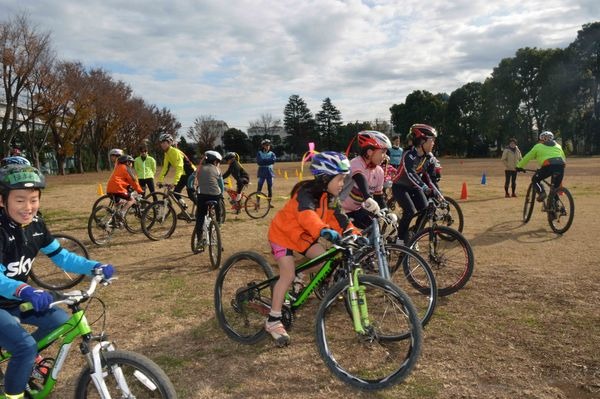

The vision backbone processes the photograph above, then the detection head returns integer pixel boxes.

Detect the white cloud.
[1,0,598,131]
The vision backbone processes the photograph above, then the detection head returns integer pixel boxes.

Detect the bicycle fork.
[347,268,370,335]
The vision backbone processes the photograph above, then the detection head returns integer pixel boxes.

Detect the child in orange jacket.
[106,155,143,216]
[266,151,357,346]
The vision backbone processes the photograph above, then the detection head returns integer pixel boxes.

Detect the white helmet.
[109,148,123,157]
[539,131,554,141]
[159,133,174,143]
[205,150,222,163]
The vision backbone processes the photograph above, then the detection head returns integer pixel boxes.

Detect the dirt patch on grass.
[41,157,600,398]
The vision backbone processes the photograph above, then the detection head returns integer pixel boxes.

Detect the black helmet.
[0,164,45,192]
[118,155,134,164]
[223,152,237,161]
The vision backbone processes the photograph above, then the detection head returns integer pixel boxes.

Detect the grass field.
[36,157,600,398]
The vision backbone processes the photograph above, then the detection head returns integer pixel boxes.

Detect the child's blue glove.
[18,286,52,312]
[93,263,115,279]
[320,228,340,243]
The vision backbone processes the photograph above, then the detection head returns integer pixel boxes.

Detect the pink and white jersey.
[341,156,384,212]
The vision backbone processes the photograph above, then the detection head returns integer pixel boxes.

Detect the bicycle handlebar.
[19,272,113,312]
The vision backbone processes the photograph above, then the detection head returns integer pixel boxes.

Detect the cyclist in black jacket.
[391,124,438,244]
[0,164,114,399]
[222,152,250,208]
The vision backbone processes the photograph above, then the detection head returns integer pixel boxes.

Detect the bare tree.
[0,12,53,155]
[187,115,228,153]
[249,113,281,137]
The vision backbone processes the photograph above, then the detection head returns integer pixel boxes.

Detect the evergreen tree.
[316,97,342,149]
[283,94,317,154]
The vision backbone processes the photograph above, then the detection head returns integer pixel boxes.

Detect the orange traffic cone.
[460,182,468,200]
[97,183,104,196]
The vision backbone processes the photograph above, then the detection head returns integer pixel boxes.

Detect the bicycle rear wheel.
[87,205,116,246]
[74,349,177,398]
[142,201,177,241]
[523,183,536,223]
[315,275,422,390]
[548,187,574,234]
[244,191,271,219]
[358,244,437,328]
[214,251,275,344]
[91,194,114,212]
[408,226,474,296]
[208,220,222,269]
[30,233,87,290]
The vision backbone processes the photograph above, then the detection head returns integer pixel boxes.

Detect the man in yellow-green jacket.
[134,144,156,198]
[157,134,196,211]
[516,131,565,202]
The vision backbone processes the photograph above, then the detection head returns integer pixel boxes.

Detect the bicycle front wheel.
[244,191,271,219]
[208,220,222,269]
[523,183,536,223]
[439,196,464,234]
[214,251,275,344]
[315,275,422,390]
[142,201,177,241]
[358,244,437,328]
[409,226,474,296]
[30,233,87,290]
[548,187,574,234]
[74,349,177,398]
[90,194,114,212]
[87,205,115,246]
[124,199,152,233]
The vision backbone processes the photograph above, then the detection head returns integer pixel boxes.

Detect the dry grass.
[38,157,600,398]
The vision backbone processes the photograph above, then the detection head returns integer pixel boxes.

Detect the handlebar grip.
[20,302,33,312]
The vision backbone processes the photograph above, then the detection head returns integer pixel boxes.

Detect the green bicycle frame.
[0,309,91,398]
[267,244,372,335]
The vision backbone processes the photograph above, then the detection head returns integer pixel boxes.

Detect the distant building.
[247,125,287,139]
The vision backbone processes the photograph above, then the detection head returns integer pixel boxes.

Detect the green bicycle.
[0,271,177,398]
[214,234,423,390]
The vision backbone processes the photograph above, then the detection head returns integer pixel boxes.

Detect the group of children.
[0,125,567,395]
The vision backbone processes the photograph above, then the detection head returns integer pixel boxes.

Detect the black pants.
[195,194,222,241]
[174,173,195,204]
[139,178,156,199]
[392,184,428,242]
[532,164,565,194]
[504,170,517,194]
[346,208,373,230]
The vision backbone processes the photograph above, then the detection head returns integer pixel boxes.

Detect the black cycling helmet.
[223,152,237,161]
[118,155,134,164]
[1,156,31,167]
[0,164,46,193]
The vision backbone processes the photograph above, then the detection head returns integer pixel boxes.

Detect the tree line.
[2,12,598,176]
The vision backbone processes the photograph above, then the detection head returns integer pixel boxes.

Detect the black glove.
[516,167,525,173]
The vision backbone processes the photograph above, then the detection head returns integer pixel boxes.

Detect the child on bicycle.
[0,164,114,399]
[516,131,566,202]
[222,152,249,212]
[193,150,224,251]
[266,151,358,346]
[391,123,439,244]
[107,155,144,218]
[340,130,391,229]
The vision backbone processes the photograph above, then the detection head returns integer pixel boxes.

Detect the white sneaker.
[395,238,404,246]
[265,320,290,347]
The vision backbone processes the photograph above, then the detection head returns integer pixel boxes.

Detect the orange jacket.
[107,164,143,195]
[268,185,356,253]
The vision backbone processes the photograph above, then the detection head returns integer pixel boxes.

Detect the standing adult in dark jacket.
[256,139,276,199]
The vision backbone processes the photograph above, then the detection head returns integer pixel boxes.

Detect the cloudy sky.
[2,1,599,133]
